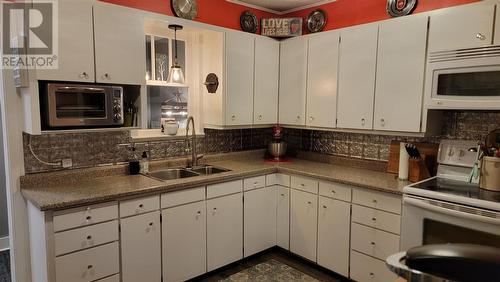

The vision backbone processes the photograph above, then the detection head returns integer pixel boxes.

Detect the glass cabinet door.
[145,35,186,83]
[154,37,169,81]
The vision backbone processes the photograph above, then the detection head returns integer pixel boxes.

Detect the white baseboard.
[0,236,9,251]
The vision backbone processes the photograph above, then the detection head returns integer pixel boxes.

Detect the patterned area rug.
[220,259,320,282]
[0,251,10,282]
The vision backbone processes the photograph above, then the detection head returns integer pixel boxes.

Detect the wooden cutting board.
[387,141,439,180]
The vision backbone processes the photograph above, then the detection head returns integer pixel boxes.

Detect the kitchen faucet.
[185,116,203,167]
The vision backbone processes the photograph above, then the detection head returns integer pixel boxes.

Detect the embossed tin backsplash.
[23,111,500,174]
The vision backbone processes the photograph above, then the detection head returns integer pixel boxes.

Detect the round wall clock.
[171,0,198,20]
[307,10,327,33]
[240,11,258,33]
[387,0,417,17]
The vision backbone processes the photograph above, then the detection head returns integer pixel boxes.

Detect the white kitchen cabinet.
[254,36,280,125]
[36,0,94,82]
[120,211,161,282]
[337,24,378,130]
[306,31,340,128]
[207,193,243,271]
[279,37,308,126]
[317,196,351,277]
[244,186,277,257]
[225,31,255,126]
[374,15,428,132]
[93,3,146,85]
[162,201,206,282]
[428,2,495,52]
[290,189,318,262]
[276,186,290,250]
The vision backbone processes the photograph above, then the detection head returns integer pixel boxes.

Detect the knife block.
[409,154,434,182]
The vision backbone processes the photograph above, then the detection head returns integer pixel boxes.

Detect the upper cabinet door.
[306,32,340,128]
[225,31,255,126]
[36,0,94,82]
[337,24,378,130]
[374,15,428,132]
[428,3,495,52]
[93,4,146,85]
[254,36,279,125]
[279,37,308,126]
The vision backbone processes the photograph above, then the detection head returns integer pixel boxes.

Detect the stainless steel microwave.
[425,45,500,110]
[45,83,124,127]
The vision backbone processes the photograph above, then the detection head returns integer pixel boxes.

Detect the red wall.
[99,0,277,33]
[100,0,481,33]
[284,0,481,33]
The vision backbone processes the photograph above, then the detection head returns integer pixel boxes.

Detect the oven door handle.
[55,87,106,93]
[404,197,500,225]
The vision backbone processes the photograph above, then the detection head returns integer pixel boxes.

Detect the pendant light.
[167,24,185,85]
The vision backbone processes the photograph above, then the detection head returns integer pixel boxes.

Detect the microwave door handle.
[404,197,500,225]
[55,87,106,93]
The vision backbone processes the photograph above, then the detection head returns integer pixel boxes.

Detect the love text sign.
[261,18,302,37]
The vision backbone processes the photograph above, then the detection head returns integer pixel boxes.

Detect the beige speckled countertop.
[21,152,409,211]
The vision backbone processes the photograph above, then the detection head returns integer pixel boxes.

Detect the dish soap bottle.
[140,151,149,174]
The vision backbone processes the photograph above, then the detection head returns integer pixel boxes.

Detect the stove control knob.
[114,113,122,121]
[113,104,121,113]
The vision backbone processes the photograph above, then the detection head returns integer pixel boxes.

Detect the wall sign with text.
[261,18,302,37]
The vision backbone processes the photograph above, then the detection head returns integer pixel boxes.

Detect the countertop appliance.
[425,45,500,110]
[401,139,500,252]
[45,83,124,127]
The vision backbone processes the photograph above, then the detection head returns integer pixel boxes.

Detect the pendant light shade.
[168,24,185,85]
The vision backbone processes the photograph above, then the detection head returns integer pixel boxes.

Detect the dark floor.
[194,247,351,282]
[0,250,10,282]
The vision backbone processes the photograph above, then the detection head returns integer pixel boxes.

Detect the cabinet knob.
[372,217,377,221]
[369,272,374,277]
[86,235,92,240]
[197,211,202,215]
[280,193,285,197]
[361,118,366,126]
[300,183,305,187]
[296,115,301,120]
[331,190,336,194]
[476,33,486,41]
[307,201,312,204]
[102,73,110,79]
[139,204,144,208]
[231,115,236,121]
[86,216,92,221]
[371,241,376,246]
[309,116,314,121]
[322,205,327,209]
[79,72,88,79]
[87,265,93,270]
[372,199,378,204]
[148,222,154,226]
[258,115,262,120]
[380,118,385,127]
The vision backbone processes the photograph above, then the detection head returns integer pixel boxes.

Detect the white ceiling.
[227,0,336,14]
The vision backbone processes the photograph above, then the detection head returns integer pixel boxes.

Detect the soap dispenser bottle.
[140,151,149,174]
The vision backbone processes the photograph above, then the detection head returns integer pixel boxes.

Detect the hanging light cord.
[28,135,61,166]
[174,27,178,64]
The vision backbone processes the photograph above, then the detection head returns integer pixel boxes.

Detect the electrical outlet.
[62,158,72,168]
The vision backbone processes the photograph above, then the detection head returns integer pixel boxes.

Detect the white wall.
[0,106,8,241]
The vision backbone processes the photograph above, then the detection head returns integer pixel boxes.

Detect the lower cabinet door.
[317,196,351,277]
[207,193,243,271]
[120,211,161,282]
[162,201,207,282]
[290,189,318,262]
[244,186,277,257]
[276,186,290,250]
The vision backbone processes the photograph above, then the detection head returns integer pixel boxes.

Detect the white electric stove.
[401,140,500,251]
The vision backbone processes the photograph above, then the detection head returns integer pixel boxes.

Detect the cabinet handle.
[86,235,92,240]
[197,211,202,215]
[372,217,377,221]
[87,265,93,270]
[148,222,154,226]
[307,201,312,204]
[380,118,385,127]
[369,272,374,277]
[79,72,88,79]
[361,118,366,126]
[371,241,376,246]
[322,205,327,209]
[86,216,92,221]
[476,33,486,40]
[139,204,144,208]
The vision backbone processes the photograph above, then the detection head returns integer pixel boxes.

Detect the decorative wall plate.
[171,0,198,20]
[204,73,219,93]
[240,11,258,33]
[387,0,417,17]
[306,9,327,33]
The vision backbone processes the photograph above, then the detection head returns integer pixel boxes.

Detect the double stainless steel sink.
[147,165,231,181]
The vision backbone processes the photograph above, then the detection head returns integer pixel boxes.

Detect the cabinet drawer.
[350,250,397,282]
[319,181,352,202]
[243,176,266,191]
[266,173,291,187]
[95,274,120,282]
[291,175,318,194]
[54,220,119,256]
[161,186,205,208]
[351,223,400,260]
[120,195,159,218]
[207,180,242,199]
[53,203,118,232]
[352,204,401,234]
[55,241,119,282]
[352,189,401,214]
